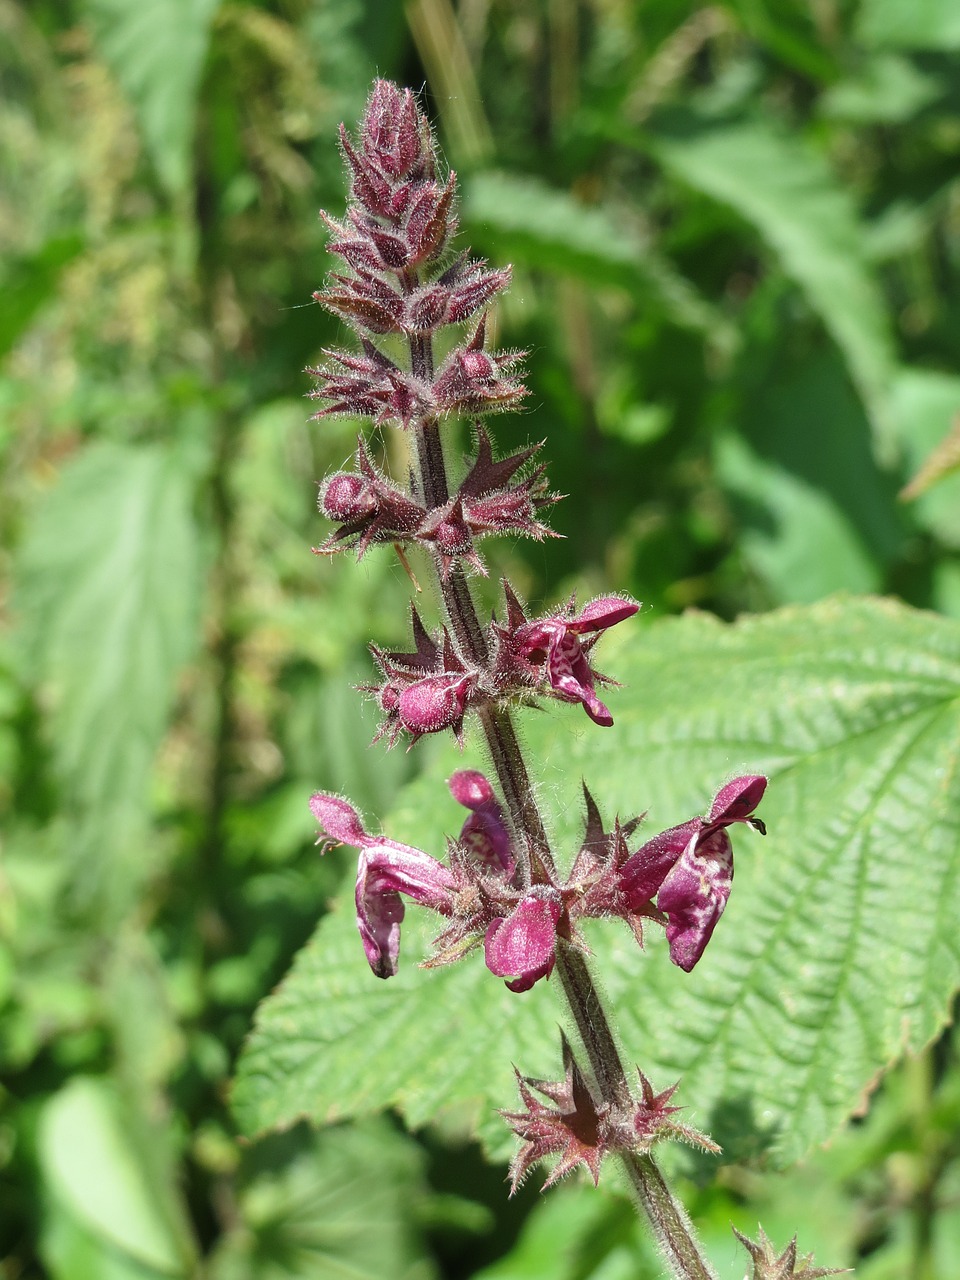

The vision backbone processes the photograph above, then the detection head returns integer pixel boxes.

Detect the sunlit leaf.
[15,442,201,907]
[39,1078,192,1275]
[234,598,960,1170]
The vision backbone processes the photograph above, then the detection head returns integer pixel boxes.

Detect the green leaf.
[235,598,960,1171]
[462,171,737,350]
[652,117,896,449]
[716,433,881,602]
[857,0,960,50]
[39,1078,190,1275]
[15,442,201,906]
[79,0,220,194]
[208,1121,436,1280]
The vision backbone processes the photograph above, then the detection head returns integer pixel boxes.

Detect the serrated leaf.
[234,598,960,1170]
[857,0,960,50]
[652,117,896,450]
[80,0,219,195]
[15,442,200,905]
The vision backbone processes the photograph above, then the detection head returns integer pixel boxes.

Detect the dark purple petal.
[708,775,767,827]
[657,827,733,972]
[484,892,562,991]
[618,819,700,906]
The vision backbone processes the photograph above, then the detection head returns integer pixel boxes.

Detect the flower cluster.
[312,82,527,427]
[310,773,766,989]
[316,426,558,577]
[356,592,639,747]
[307,82,529,579]
[501,1034,718,1192]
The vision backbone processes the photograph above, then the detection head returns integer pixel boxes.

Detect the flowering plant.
[246,82,844,1279]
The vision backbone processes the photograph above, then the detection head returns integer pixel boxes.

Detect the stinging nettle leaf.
[15,441,201,904]
[233,597,960,1171]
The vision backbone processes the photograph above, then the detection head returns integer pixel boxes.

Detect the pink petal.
[484,892,562,991]
[310,793,368,847]
[709,775,767,826]
[355,842,458,979]
[657,827,733,972]
[567,596,639,633]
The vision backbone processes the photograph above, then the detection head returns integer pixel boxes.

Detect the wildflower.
[619,775,767,971]
[309,792,457,978]
[310,772,567,991]
[494,585,639,725]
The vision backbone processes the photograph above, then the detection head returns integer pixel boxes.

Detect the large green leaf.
[652,117,896,450]
[80,0,220,195]
[15,442,201,905]
[234,598,960,1170]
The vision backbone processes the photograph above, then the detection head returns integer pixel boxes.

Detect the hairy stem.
[621,1152,719,1280]
[406,321,716,1280]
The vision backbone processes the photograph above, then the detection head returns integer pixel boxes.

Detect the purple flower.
[311,773,568,992]
[309,793,457,978]
[449,769,515,875]
[620,775,767,971]
[498,589,640,726]
[363,608,479,746]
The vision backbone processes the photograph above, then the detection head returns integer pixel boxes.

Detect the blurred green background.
[3,0,960,1276]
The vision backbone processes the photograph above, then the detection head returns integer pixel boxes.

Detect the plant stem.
[406,325,716,1280]
[621,1152,718,1280]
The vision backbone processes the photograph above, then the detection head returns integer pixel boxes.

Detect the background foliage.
[3,1,960,1277]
